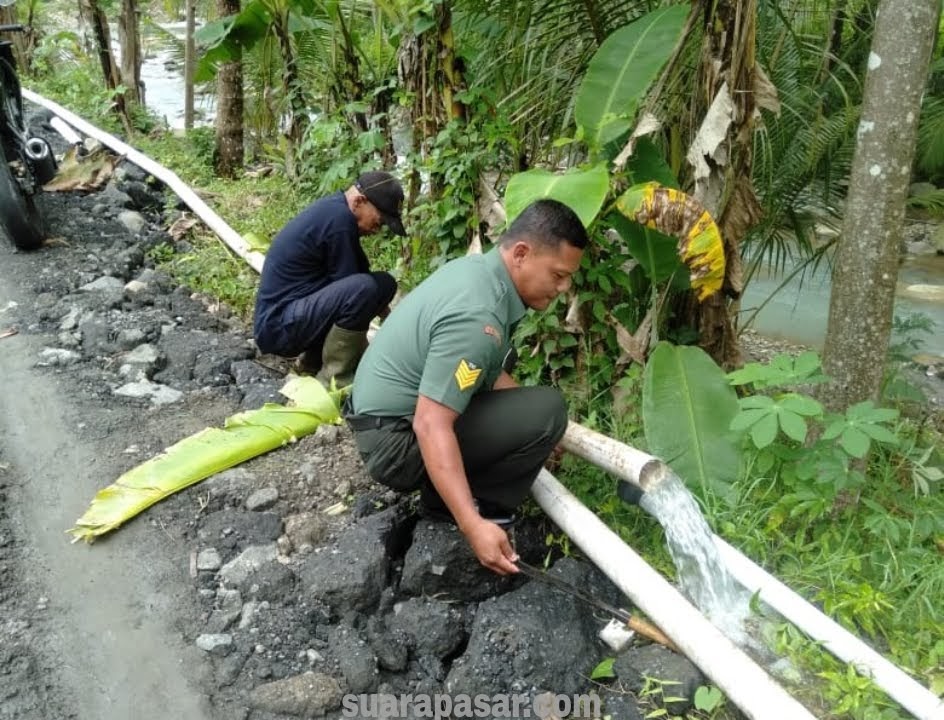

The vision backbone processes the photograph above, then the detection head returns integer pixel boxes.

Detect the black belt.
[342,395,404,432]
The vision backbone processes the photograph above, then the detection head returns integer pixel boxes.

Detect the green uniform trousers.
[345,386,568,511]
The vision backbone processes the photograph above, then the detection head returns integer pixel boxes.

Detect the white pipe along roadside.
[560,422,944,720]
[532,470,817,720]
[24,90,941,719]
[22,89,267,274]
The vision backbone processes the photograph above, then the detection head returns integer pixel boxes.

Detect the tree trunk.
[821,0,940,409]
[78,0,133,134]
[183,0,195,129]
[683,0,763,369]
[213,0,243,177]
[0,5,30,72]
[117,0,143,104]
[273,17,306,178]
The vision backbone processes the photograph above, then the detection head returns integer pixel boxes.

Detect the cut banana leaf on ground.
[69,376,345,544]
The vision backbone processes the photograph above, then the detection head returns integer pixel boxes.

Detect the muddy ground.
[0,112,721,720]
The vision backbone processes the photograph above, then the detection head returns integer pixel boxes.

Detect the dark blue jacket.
[253,192,369,348]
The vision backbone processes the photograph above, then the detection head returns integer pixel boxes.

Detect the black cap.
[355,171,406,236]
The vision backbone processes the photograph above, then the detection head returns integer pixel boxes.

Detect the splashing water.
[639,471,754,646]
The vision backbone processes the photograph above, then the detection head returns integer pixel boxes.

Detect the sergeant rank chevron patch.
[454,359,481,391]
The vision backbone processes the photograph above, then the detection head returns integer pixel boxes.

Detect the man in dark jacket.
[253,171,406,385]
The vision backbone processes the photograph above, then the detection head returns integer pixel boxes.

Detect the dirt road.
[0,216,218,719]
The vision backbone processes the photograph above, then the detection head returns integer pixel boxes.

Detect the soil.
[1,110,709,720]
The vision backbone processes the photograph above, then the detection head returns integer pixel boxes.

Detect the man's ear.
[511,240,531,264]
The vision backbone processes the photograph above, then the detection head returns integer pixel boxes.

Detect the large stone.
[113,379,183,405]
[297,506,408,613]
[328,625,378,694]
[283,512,329,550]
[118,210,147,234]
[242,561,296,602]
[613,645,705,717]
[249,672,342,717]
[386,597,465,660]
[196,633,233,656]
[219,544,278,588]
[445,558,608,698]
[400,521,514,601]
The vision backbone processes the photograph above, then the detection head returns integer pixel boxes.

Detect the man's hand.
[461,517,519,575]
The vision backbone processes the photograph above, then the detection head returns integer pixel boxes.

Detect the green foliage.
[590,657,616,681]
[642,342,741,500]
[574,4,689,153]
[504,162,609,227]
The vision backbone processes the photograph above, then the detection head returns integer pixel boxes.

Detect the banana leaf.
[69,377,344,543]
[642,342,740,502]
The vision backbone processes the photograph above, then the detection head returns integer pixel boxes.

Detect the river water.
[741,249,944,358]
[140,21,214,129]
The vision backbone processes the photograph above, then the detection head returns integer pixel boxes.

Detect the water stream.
[638,472,757,648]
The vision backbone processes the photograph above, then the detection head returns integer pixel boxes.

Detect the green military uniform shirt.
[352,247,526,416]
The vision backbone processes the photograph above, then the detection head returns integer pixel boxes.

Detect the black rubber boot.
[315,324,368,387]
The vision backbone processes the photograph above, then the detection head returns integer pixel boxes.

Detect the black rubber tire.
[0,159,43,250]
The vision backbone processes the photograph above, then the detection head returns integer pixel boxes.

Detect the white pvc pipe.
[715,538,944,720]
[561,422,944,720]
[23,89,267,274]
[532,470,817,720]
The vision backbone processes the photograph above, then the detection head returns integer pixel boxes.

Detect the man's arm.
[412,394,519,575]
[492,370,517,390]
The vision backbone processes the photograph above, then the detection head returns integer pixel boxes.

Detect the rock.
[313,424,341,445]
[444,558,607,698]
[80,276,125,293]
[613,645,705,716]
[934,225,944,255]
[100,182,134,208]
[37,348,81,366]
[219,544,278,587]
[59,307,81,331]
[195,633,233,656]
[198,509,283,549]
[246,487,279,512]
[113,379,183,405]
[119,343,162,378]
[601,692,644,720]
[196,548,222,572]
[204,469,255,505]
[206,589,243,633]
[240,382,284,409]
[249,672,342,717]
[124,279,148,294]
[298,506,409,613]
[328,625,378,694]
[118,210,147,234]
[115,328,148,350]
[230,359,281,386]
[899,283,944,303]
[242,562,296,602]
[284,513,328,550]
[386,597,465,660]
[401,522,513,601]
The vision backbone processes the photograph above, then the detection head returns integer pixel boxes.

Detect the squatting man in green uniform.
[344,199,588,576]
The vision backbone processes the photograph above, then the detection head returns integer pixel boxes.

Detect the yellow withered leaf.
[68,377,344,544]
[615,182,725,301]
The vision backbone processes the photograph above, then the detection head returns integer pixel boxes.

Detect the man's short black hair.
[499,199,588,250]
